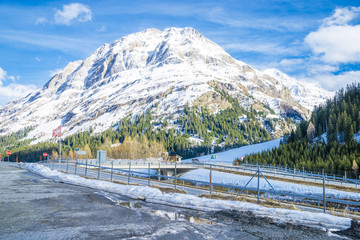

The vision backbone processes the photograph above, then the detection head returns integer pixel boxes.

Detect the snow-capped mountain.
[263,69,334,111]
[0,27,332,142]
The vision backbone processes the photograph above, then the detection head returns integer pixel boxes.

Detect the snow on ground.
[314,131,360,144]
[104,168,158,177]
[181,169,360,201]
[20,163,351,231]
[183,139,281,164]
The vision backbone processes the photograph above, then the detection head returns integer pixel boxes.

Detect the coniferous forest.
[238,83,360,179]
[1,91,279,162]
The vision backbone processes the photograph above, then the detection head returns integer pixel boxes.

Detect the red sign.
[43,152,48,157]
[52,125,62,138]
[6,151,11,156]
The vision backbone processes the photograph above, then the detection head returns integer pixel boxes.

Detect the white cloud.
[35,17,47,25]
[323,6,360,26]
[305,7,360,64]
[305,25,360,64]
[54,3,92,25]
[0,83,37,98]
[0,67,37,106]
[35,57,41,62]
[302,71,360,91]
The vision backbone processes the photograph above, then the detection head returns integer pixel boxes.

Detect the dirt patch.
[206,209,329,238]
[157,187,187,194]
[334,219,360,239]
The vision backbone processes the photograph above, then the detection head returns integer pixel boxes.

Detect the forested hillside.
[240,83,360,178]
[1,91,293,162]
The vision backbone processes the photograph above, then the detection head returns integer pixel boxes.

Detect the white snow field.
[181,168,360,201]
[183,139,281,164]
[22,163,351,231]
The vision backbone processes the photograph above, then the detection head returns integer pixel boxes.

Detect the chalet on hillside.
[169,154,182,163]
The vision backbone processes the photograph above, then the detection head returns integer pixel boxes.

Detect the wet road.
[0,164,343,239]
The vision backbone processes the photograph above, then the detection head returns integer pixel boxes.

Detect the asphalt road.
[0,164,346,239]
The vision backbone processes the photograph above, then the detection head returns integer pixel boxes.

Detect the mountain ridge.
[0,27,333,143]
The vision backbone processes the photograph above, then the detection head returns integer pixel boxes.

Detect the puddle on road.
[151,210,214,224]
[95,191,214,225]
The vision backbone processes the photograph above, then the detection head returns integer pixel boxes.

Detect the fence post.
[148,162,150,187]
[75,158,77,175]
[158,159,161,181]
[85,158,88,177]
[293,166,295,179]
[111,161,113,182]
[66,157,69,173]
[98,159,101,179]
[174,161,177,189]
[128,161,131,184]
[210,165,212,194]
[323,169,326,213]
[257,166,260,204]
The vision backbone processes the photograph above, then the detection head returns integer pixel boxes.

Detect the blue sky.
[0,0,360,106]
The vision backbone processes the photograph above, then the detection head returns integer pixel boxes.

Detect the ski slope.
[183,139,281,164]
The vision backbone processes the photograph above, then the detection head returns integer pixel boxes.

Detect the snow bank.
[22,163,352,230]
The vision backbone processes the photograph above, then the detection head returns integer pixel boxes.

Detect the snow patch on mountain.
[263,69,334,111]
[0,27,332,142]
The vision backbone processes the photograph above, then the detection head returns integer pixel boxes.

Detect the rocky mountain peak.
[0,27,333,142]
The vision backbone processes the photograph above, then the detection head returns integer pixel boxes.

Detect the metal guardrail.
[39,159,360,211]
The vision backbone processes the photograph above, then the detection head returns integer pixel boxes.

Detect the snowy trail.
[20,163,352,231]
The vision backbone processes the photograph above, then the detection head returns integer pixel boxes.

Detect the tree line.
[2,90,277,161]
[237,83,360,179]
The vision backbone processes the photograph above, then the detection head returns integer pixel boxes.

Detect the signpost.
[6,150,11,162]
[75,151,86,175]
[43,152,48,157]
[52,125,62,168]
[97,151,106,179]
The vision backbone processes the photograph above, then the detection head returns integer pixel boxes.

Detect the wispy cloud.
[0,67,6,85]
[35,17,47,25]
[205,7,312,32]
[223,42,292,55]
[97,25,107,32]
[49,68,63,77]
[54,3,92,25]
[0,30,99,55]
